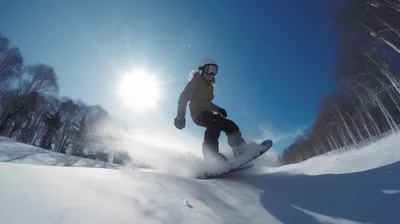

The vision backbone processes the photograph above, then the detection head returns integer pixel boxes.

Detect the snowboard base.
[197,139,273,179]
[212,163,255,177]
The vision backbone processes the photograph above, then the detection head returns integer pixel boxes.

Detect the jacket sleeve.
[177,76,197,116]
[211,103,221,112]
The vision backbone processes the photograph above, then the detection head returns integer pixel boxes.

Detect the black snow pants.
[193,111,245,160]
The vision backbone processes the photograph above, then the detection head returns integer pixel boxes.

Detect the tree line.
[0,32,132,165]
[280,0,400,164]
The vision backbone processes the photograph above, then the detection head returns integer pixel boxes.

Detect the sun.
[118,69,161,111]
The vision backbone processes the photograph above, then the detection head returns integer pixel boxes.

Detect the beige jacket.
[177,71,221,120]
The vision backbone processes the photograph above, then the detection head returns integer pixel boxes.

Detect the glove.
[174,115,186,130]
[217,108,227,118]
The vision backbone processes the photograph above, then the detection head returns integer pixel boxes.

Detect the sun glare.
[118,69,160,111]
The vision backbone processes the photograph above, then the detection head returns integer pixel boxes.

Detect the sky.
[0,0,337,155]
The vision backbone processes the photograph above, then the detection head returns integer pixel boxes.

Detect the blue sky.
[0,0,337,154]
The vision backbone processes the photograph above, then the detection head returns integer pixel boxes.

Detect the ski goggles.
[203,64,218,76]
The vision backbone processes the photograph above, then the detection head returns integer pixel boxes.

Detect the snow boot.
[232,142,252,158]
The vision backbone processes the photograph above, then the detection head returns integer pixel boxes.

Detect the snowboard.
[197,139,273,179]
[226,162,255,173]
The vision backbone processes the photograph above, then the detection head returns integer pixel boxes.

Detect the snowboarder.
[174,58,247,161]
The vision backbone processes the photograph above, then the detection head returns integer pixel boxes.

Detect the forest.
[280,0,400,164]
[2,0,400,167]
[0,32,133,165]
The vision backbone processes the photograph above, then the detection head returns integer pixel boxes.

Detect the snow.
[261,132,400,175]
[0,136,119,168]
[0,133,399,224]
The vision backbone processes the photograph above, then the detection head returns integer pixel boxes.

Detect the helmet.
[198,58,218,81]
[199,58,218,68]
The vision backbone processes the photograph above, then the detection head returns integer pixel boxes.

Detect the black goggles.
[203,64,218,76]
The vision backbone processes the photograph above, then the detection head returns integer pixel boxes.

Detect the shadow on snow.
[242,161,400,224]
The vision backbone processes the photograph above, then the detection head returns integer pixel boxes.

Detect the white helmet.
[199,58,218,68]
[198,58,218,81]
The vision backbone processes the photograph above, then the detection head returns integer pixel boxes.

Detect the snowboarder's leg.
[193,111,228,161]
[214,115,246,157]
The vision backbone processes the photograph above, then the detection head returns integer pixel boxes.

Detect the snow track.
[0,134,399,224]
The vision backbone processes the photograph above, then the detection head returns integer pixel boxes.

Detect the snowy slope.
[0,134,399,224]
[0,162,281,224]
[0,136,119,168]
[241,133,400,224]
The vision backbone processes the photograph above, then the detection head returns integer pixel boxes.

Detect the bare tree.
[54,98,86,153]
[16,63,59,96]
[40,110,61,150]
[0,33,23,93]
